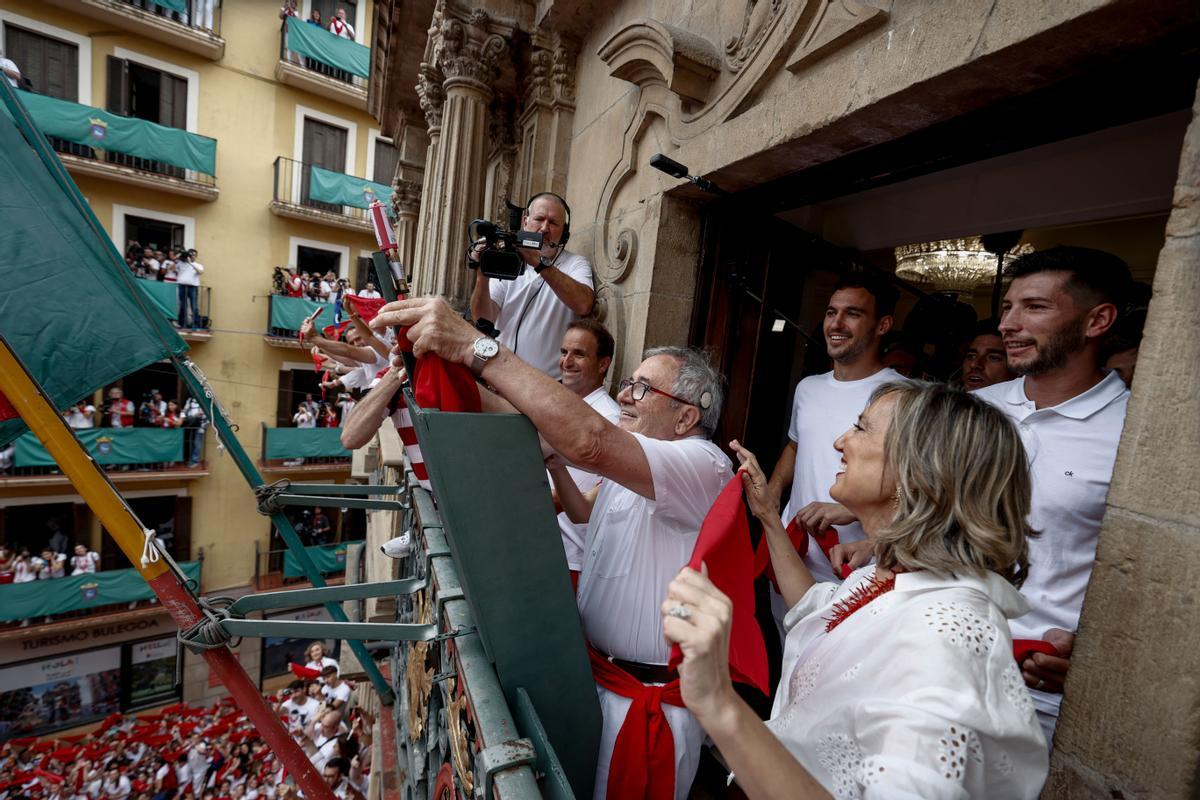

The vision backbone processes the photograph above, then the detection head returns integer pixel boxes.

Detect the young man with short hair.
[974,245,1132,745]
[960,319,1015,390]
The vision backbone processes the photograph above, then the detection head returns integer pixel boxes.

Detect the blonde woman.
[305,641,339,676]
[663,381,1048,798]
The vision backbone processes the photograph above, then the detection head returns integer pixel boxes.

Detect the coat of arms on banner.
[335,547,347,565]
[81,582,99,601]
[362,187,377,205]
[96,436,113,456]
[88,118,108,142]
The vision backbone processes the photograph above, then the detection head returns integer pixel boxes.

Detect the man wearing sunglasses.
[371,296,729,800]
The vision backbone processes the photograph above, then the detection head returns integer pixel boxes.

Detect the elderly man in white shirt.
[974,245,1132,745]
[371,297,729,800]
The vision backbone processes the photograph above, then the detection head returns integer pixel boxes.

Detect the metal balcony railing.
[0,427,207,479]
[278,19,367,91]
[260,424,351,469]
[272,155,372,224]
[51,139,218,189]
[118,0,222,36]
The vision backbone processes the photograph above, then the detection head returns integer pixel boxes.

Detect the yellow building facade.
[0,0,390,712]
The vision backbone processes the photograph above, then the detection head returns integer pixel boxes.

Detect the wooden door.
[302,118,349,211]
[5,25,78,99]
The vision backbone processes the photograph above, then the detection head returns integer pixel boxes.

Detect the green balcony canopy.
[137,277,180,322]
[269,294,328,333]
[0,561,201,623]
[13,428,184,468]
[309,166,394,214]
[0,84,188,447]
[14,89,217,176]
[264,427,350,460]
[285,16,370,79]
[283,541,362,577]
[148,0,187,13]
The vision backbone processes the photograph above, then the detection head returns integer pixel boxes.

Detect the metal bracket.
[432,626,475,643]
[221,618,438,642]
[226,578,425,616]
[273,493,411,512]
[475,739,537,799]
[284,483,405,496]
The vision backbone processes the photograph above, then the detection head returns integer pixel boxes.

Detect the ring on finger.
[1035,678,1046,691]
[667,604,692,621]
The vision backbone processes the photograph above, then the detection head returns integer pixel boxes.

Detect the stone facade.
[370,0,1200,792]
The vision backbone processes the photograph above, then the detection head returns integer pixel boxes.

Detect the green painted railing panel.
[13,427,183,467]
[268,294,327,333]
[263,427,350,459]
[309,166,393,212]
[137,277,179,321]
[285,16,370,78]
[14,89,217,175]
[283,541,362,577]
[0,561,201,622]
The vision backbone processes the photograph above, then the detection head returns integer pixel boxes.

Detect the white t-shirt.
[306,655,340,675]
[783,368,902,582]
[356,289,381,299]
[767,567,1048,797]
[577,433,731,664]
[488,251,593,378]
[322,680,352,707]
[70,551,100,575]
[555,387,621,570]
[65,405,96,429]
[174,260,203,286]
[974,371,1128,724]
[280,696,320,730]
[1,57,19,88]
[294,410,316,428]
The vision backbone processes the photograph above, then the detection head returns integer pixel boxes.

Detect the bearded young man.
[974,245,1132,746]
[763,274,900,585]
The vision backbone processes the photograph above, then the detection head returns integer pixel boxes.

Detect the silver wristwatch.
[471,336,499,375]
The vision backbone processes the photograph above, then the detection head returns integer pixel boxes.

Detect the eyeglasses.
[618,378,693,406]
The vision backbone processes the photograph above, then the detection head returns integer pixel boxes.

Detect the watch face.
[474,338,499,359]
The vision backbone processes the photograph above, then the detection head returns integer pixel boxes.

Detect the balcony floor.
[62,153,218,201]
[0,463,210,489]
[275,60,368,111]
[268,199,371,234]
[42,0,225,60]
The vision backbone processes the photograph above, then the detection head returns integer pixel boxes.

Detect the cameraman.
[468,192,593,377]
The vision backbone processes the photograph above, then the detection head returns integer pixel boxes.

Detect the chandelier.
[894,237,1032,294]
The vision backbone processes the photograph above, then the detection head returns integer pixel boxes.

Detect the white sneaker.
[380,531,412,558]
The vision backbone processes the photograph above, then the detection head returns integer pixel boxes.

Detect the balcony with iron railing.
[0,427,210,488]
[16,89,220,201]
[259,423,351,473]
[270,155,394,233]
[277,17,369,110]
[135,277,213,342]
[252,540,361,590]
[43,0,225,60]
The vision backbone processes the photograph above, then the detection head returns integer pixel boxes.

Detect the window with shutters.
[3,25,89,158]
[106,55,188,178]
[372,138,399,185]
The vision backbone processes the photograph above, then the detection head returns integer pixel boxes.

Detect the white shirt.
[556,387,621,570]
[322,680,352,707]
[767,567,1048,798]
[280,696,319,729]
[0,57,19,88]
[306,655,340,675]
[294,410,316,428]
[488,251,593,378]
[784,368,902,582]
[577,433,731,664]
[174,260,203,286]
[328,18,354,39]
[70,551,100,576]
[356,289,381,299]
[974,371,1128,720]
[65,405,96,429]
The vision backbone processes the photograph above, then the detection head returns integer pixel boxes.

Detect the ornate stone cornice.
[435,11,507,93]
[525,33,577,113]
[416,63,446,132]
[391,178,422,216]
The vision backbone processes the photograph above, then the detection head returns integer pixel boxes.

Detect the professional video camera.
[272,266,287,294]
[467,200,543,280]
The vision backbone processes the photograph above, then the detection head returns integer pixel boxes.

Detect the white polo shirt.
[577,433,730,665]
[488,251,593,378]
[556,387,621,570]
[783,368,902,582]
[975,371,1128,719]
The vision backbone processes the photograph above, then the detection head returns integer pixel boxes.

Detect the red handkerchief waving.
[668,474,769,696]
[288,662,321,680]
[392,322,481,414]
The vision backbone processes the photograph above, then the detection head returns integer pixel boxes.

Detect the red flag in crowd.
[288,662,322,680]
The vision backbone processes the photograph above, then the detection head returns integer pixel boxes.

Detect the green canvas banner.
[268,294,328,332]
[284,16,370,79]
[283,542,361,578]
[14,90,217,176]
[309,167,394,213]
[264,427,350,460]
[137,277,179,322]
[0,84,187,448]
[149,0,188,13]
[0,561,201,622]
[13,428,184,467]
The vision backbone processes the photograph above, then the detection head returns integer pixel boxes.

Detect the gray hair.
[641,346,724,436]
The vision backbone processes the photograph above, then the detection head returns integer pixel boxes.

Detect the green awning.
[137,277,179,322]
[264,427,350,460]
[149,0,187,12]
[0,84,188,447]
[269,294,328,333]
[284,16,370,79]
[283,541,361,577]
[14,427,184,467]
[309,166,394,213]
[0,560,201,622]
[14,89,217,176]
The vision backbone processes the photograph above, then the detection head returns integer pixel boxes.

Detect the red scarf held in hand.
[667,473,770,696]
[753,517,852,585]
[588,646,683,800]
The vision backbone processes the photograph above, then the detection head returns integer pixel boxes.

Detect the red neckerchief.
[824,573,896,633]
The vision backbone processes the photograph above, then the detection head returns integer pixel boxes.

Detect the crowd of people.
[0,642,368,800]
[347,189,1141,799]
[123,242,207,331]
[0,532,102,626]
[288,394,355,431]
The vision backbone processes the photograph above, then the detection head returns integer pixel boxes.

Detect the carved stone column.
[516,33,576,200]
[419,9,508,306]
[390,178,423,285]
[412,62,445,295]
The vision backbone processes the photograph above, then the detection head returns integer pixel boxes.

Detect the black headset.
[526,191,571,247]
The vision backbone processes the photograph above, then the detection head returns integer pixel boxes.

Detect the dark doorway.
[276,368,324,428]
[125,215,185,256]
[100,495,191,571]
[310,0,357,33]
[0,503,78,556]
[105,56,187,177]
[301,118,348,212]
[297,245,341,282]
